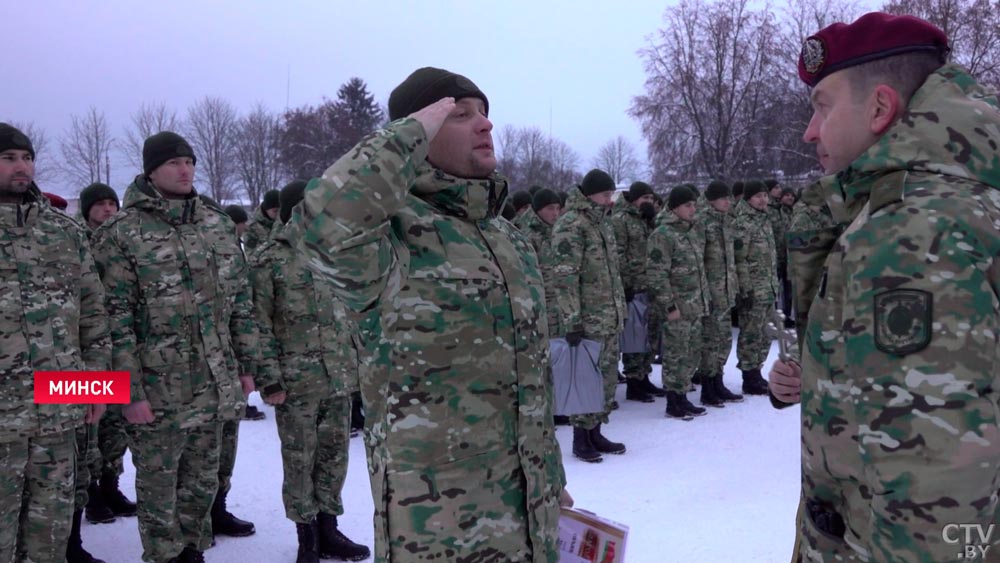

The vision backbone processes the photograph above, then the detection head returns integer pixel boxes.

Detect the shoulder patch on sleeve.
[874,289,932,356]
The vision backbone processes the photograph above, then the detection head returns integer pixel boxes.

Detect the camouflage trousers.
[275,393,350,523]
[798,509,863,563]
[648,305,662,358]
[128,420,221,563]
[622,352,652,380]
[570,333,620,430]
[0,429,76,563]
[699,308,733,375]
[96,406,129,478]
[661,317,704,393]
[74,423,101,509]
[218,419,239,497]
[736,299,774,371]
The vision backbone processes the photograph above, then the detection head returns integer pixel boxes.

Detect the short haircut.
[844,51,944,105]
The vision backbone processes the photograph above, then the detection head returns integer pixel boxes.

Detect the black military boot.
[350,391,365,437]
[665,391,693,421]
[700,376,725,408]
[99,471,137,517]
[690,372,703,386]
[589,424,626,455]
[84,480,115,524]
[625,378,654,403]
[553,415,570,426]
[742,369,769,395]
[714,373,744,403]
[211,491,256,537]
[572,426,603,463]
[641,375,666,397]
[179,546,205,563]
[67,509,106,563]
[317,512,372,561]
[296,520,321,563]
[243,405,266,421]
[681,394,708,417]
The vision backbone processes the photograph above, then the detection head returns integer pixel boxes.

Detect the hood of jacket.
[409,164,508,221]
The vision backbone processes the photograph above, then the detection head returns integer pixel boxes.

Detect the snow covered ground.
[84,336,800,563]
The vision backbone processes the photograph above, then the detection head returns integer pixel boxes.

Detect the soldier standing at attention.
[92,131,258,563]
[768,13,1000,561]
[0,123,110,563]
[251,180,371,563]
[552,169,629,463]
[243,188,280,254]
[281,67,569,562]
[732,179,776,395]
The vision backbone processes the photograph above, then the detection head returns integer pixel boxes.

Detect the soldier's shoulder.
[95,206,142,237]
[43,207,86,232]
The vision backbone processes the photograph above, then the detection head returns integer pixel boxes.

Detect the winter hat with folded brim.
[579,169,615,196]
[261,189,281,212]
[224,204,249,225]
[280,180,309,223]
[743,179,768,200]
[705,180,730,201]
[531,188,561,212]
[0,123,35,159]
[667,185,698,210]
[80,183,120,219]
[511,190,533,212]
[388,67,489,121]
[625,181,654,203]
[143,131,196,176]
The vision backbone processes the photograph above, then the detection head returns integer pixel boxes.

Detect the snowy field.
[84,335,800,563]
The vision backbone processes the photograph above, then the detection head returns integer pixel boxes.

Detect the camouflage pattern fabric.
[733,201,777,370]
[217,420,239,497]
[698,205,738,375]
[274,394,351,522]
[128,421,221,562]
[768,201,788,271]
[647,211,709,392]
[567,334,621,429]
[280,118,565,563]
[91,175,259,562]
[521,209,561,337]
[0,430,76,563]
[611,198,654,379]
[0,185,110,561]
[242,205,274,256]
[73,424,100,509]
[786,181,838,352]
[97,409,128,478]
[797,64,1000,562]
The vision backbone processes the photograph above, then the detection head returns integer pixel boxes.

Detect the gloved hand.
[565,328,586,347]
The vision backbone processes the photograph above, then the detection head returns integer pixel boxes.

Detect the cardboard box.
[558,507,629,563]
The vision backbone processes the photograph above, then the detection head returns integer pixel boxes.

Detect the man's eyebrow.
[810,89,825,104]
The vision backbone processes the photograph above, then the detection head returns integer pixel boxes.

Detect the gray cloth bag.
[549,337,604,416]
[619,293,649,354]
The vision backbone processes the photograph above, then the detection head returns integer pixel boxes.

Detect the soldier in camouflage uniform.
[251,180,371,563]
[0,123,110,563]
[522,188,563,336]
[280,67,568,562]
[768,13,1000,562]
[766,179,792,321]
[646,186,711,420]
[552,169,628,462]
[732,179,776,395]
[92,131,258,563]
[695,181,744,407]
[510,189,533,230]
[242,188,280,255]
[610,181,663,403]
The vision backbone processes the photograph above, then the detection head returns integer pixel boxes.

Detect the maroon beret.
[798,12,949,87]
[44,192,68,210]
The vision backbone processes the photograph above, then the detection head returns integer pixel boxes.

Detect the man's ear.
[869,84,902,136]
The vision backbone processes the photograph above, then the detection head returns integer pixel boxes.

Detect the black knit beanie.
[579,169,615,196]
[765,178,780,190]
[261,189,281,212]
[625,181,654,203]
[0,123,34,159]
[388,67,489,121]
[143,131,196,176]
[781,187,798,201]
[80,183,119,219]
[511,190,533,212]
[531,188,561,212]
[743,179,768,200]
[667,185,698,210]
[224,204,249,225]
[732,181,745,198]
[705,180,730,201]
[528,185,543,196]
[279,180,309,223]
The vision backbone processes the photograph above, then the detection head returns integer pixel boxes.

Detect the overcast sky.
[4,0,679,198]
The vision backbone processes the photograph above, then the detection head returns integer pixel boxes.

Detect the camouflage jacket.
[799,65,1000,562]
[733,203,778,301]
[767,202,787,267]
[522,209,561,336]
[786,181,838,349]
[250,222,358,398]
[280,118,565,563]
[646,210,709,320]
[513,208,533,230]
[91,176,258,424]
[0,184,110,441]
[698,205,737,313]
[242,205,274,256]
[551,189,626,336]
[610,198,651,294]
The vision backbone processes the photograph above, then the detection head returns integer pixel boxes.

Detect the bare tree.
[186,97,239,202]
[6,120,54,183]
[495,125,581,190]
[59,107,114,188]
[234,103,286,207]
[593,136,642,184]
[121,102,180,172]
